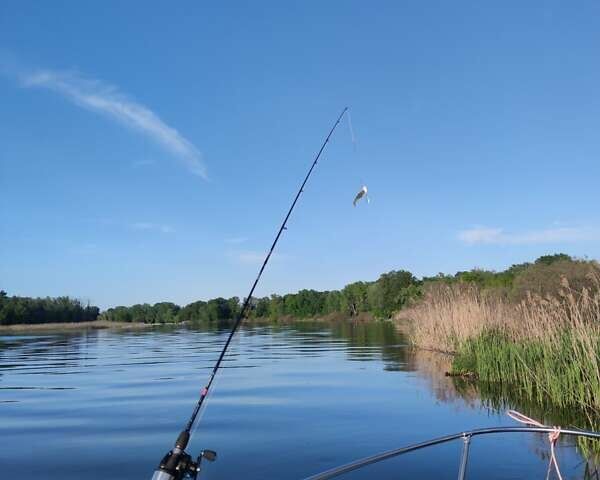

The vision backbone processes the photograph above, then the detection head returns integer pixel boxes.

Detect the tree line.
[425,253,597,300]
[0,290,100,326]
[2,253,589,325]
[251,269,420,320]
[96,269,422,324]
[99,297,243,325]
[98,253,592,324]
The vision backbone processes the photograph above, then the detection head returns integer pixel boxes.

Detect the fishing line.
[346,108,357,151]
[346,109,371,206]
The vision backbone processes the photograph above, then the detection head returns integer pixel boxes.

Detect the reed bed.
[405,277,600,413]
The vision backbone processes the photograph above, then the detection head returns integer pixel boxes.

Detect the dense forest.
[95,269,421,325]
[2,253,591,326]
[0,291,100,325]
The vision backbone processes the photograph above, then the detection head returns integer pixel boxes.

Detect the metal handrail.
[304,426,600,480]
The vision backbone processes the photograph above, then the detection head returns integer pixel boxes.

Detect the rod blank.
[182,107,349,437]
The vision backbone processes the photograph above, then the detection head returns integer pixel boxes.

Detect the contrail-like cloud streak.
[458,226,600,245]
[20,69,207,178]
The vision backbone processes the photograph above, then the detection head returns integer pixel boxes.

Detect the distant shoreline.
[0,315,377,334]
[0,320,154,333]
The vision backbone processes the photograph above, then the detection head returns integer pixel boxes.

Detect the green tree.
[369,270,418,317]
[535,253,573,265]
[341,281,370,316]
[0,293,101,325]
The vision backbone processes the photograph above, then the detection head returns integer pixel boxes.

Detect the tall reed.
[405,277,600,413]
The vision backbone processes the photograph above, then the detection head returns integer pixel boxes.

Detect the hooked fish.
[353,185,369,206]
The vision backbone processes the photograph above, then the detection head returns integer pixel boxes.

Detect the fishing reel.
[151,448,216,480]
[151,431,217,480]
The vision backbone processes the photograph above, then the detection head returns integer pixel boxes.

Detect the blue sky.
[2,2,600,309]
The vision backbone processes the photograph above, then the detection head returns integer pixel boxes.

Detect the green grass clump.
[451,331,600,413]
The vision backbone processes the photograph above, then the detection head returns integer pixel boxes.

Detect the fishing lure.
[353,185,370,206]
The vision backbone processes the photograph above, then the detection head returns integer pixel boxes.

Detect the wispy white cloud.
[237,251,266,264]
[458,227,504,245]
[224,236,248,244]
[131,222,174,234]
[227,250,284,265]
[17,68,207,178]
[458,225,600,245]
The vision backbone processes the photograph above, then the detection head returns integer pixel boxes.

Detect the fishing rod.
[151,107,348,480]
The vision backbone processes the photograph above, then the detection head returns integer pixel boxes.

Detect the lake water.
[0,321,595,479]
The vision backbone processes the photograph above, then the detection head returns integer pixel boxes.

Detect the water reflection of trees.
[0,332,100,372]
[262,320,412,371]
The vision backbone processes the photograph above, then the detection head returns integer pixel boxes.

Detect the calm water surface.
[0,322,594,479]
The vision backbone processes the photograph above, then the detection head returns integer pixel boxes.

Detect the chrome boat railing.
[304,426,600,480]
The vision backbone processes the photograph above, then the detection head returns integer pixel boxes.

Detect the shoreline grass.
[402,278,600,415]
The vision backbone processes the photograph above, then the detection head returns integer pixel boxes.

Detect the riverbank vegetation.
[1,267,421,326]
[100,301,182,324]
[96,269,421,325]
[405,254,600,415]
[251,269,420,320]
[0,291,100,326]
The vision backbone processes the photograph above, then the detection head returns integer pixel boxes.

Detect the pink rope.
[507,410,562,480]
